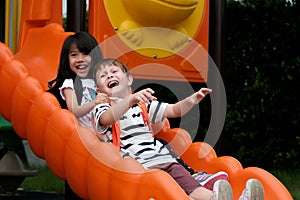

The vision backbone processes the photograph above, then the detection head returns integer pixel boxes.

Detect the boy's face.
[96,64,133,97]
[69,44,92,78]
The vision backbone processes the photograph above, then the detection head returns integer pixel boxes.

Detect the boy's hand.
[192,88,212,104]
[94,93,110,105]
[131,88,157,105]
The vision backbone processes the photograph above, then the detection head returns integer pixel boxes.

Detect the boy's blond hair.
[94,58,130,83]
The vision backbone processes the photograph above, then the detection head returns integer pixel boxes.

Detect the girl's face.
[69,44,92,78]
[96,64,132,98]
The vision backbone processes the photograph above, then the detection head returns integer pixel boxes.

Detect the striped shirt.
[93,99,177,169]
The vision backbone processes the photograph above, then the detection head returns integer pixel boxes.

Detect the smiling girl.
[48,32,106,132]
[47,32,106,200]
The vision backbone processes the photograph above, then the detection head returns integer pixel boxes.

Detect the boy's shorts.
[149,162,201,195]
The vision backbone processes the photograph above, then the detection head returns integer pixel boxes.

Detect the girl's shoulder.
[60,79,74,90]
[62,78,74,84]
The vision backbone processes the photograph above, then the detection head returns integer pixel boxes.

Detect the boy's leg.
[154,163,220,200]
[190,179,232,200]
[189,186,214,200]
[157,138,229,191]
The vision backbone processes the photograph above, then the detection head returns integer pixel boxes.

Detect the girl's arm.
[99,88,156,126]
[63,88,109,118]
[164,88,212,118]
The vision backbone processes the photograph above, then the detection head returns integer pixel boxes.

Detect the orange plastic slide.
[0,0,293,199]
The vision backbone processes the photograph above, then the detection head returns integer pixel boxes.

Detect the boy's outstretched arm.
[99,88,156,126]
[164,88,212,118]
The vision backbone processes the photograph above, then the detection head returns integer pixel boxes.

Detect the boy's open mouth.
[108,81,119,88]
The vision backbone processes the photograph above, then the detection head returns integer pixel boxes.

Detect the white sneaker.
[211,180,232,200]
[239,179,264,200]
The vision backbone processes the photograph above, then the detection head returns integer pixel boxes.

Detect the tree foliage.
[221,0,300,169]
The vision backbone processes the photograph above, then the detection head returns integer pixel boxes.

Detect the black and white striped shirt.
[93,100,177,169]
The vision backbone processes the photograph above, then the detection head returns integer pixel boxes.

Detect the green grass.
[20,166,64,193]
[271,169,300,200]
[19,166,300,199]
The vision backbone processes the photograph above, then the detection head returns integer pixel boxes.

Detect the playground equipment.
[0,116,38,195]
[0,0,293,199]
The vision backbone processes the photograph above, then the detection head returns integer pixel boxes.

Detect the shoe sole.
[214,180,232,200]
[246,179,264,200]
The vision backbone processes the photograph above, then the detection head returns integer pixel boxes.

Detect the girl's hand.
[130,88,157,105]
[94,93,110,105]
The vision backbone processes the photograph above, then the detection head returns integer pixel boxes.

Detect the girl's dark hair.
[47,32,103,107]
[93,58,130,82]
